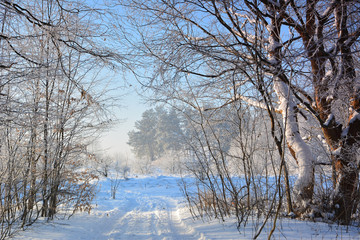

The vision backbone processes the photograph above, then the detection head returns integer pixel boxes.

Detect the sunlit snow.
[11,175,359,240]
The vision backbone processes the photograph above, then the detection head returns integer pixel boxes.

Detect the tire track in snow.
[105,191,204,240]
[11,177,209,240]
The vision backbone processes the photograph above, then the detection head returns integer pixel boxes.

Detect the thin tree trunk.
[282,163,293,213]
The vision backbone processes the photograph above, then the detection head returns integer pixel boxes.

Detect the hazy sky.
[96,73,150,160]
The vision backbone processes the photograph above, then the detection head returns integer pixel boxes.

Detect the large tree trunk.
[319,1,360,225]
[274,80,315,211]
[332,152,359,224]
[285,0,360,224]
[327,111,360,224]
[267,8,315,212]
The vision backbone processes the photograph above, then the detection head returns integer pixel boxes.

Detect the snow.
[311,101,317,108]
[320,0,338,19]
[266,36,282,65]
[237,95,268,110]
[349,111,360,124]
[273,79,315,204]
[342,127,349,138]
[11,175,360,240]
[332,147,342,156]
[324,114,334,127]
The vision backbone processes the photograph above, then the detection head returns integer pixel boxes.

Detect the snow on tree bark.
[273,79,315,210]
[266,7,315,212]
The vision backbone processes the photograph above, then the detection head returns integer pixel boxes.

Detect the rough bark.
[320,1,359,224]
[280,0,360,223]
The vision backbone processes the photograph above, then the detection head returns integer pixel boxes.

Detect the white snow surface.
[324,113,334,127]
[11,175,360,240]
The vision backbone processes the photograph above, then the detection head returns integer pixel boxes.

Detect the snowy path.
[11,176,360,240]
[11,176,205,240]
[102,195,199,239]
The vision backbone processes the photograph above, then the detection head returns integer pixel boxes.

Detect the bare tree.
[115,0,360,225]
[0,0,121,237]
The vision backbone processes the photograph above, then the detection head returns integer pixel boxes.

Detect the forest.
[0,0,360,239]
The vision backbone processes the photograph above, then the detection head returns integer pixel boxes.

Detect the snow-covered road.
[101,193,200,239]
[11,176,207,240]
[11,176,360,240]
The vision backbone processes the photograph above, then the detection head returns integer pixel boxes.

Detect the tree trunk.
[48,184,59,219]
[274,79,315,211]
[318,1,360,224]
[267,8,315,212]
[330,113,360,224]
[333,153,359,224]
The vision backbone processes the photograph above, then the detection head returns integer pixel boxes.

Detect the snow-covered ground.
[11,176,360,239]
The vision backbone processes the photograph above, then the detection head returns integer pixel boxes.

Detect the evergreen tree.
[128,107,184,161]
